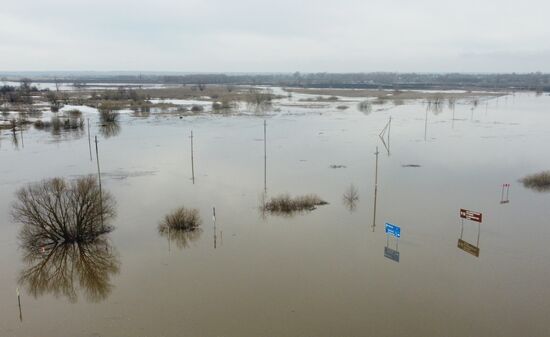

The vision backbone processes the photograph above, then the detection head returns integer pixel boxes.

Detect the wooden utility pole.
[372,146,379,232]
[264,120,267,193]
[190,131,195,184]
[95,136,104,228]
[87,118,92,161]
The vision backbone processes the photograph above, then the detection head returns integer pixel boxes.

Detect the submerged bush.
[244,89,273,105]
[521,171,550,192]
[263,194,328,214]
[191,104,204,113]
[12,176,116,247]
[357,100,372,114]
[99,102,121,122]
[159,206,201,232]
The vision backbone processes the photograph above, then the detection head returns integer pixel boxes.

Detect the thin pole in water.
[17,287,22,322]
[190,131,195,184]
[87,118,92,161]
[372,146,379,232]
[20,126,24,148]
[264,120,267,193]
[95,136,104,228]
[387,116,391,156]
[213,207,217,249]
[424,108,428,141]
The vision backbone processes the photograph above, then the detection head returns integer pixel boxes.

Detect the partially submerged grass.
[191,104,204,113]
[99,102,122,122]
[263,194,328,215]
[285,88,503,101]
[357,100,372,114]
[521,171,550,192]
[159,206,201,232]
[66,109,83,118]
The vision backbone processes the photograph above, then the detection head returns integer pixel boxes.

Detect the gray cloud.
[1,0,549,72]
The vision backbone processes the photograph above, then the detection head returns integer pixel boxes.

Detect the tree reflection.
[13,176,119,302]
[343,184,359,212]
[19,238,120,302]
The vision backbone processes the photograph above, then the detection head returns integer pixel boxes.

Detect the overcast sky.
[1,0,549,73]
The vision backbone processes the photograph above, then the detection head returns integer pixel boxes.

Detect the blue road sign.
[385,223,401,238]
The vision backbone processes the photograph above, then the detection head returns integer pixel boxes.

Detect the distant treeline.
[2,72,550,91]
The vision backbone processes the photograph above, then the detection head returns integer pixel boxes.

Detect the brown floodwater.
[1,92,550,337]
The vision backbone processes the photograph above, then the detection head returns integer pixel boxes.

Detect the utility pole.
[372,147,379,232]
[95,136,104,228]
[264,120,267,193]
[190,131,195,184]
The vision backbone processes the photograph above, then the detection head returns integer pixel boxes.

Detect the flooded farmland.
[1,89,550,337]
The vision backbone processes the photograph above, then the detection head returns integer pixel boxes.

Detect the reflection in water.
[343,184,359,212]
[457,219,481,257]
[13,176,119,302]
[19,238,120,302]
[426,97,444,114]
[99,121,121,138]
[378,117,391,156]
[159,226,202,250]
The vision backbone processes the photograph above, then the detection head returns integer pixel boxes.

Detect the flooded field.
[1,90,550,337]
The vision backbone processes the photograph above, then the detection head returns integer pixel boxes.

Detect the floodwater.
[1,91,550,337]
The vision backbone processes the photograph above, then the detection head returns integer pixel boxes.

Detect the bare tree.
[12,176,116,248]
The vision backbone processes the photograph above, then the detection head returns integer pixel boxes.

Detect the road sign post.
[457,209,482,257]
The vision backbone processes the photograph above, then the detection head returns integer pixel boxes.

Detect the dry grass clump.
[521,171,550,192]
[99,101,122,122]
[336,105,349,110]
[66,109,83,118]
[159,207,201,232]
[264,194,328,214]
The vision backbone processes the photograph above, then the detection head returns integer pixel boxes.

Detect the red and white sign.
[460,209,482,223]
